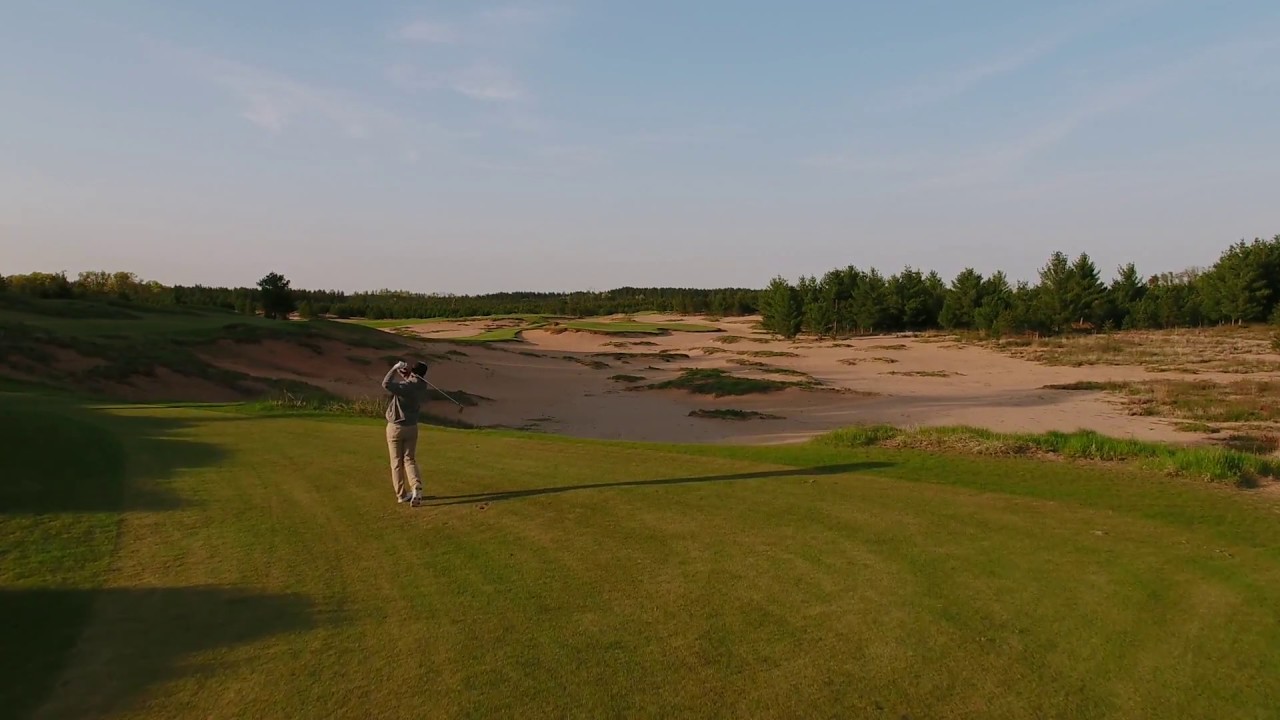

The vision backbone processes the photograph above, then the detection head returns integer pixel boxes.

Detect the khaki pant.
[386,422,422,498]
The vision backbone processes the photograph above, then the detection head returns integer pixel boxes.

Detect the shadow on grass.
[0,394,227,514]
[0,586,334,719]
[430,461,893,507]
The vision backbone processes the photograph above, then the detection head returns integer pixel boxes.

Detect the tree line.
[4,234,1276,336]
[759,236,1280,337]
[0,270,760,320]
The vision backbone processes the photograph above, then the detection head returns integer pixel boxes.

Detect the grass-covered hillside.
[0,294,402,401]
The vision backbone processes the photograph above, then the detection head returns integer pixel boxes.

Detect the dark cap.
[411,361,429,377]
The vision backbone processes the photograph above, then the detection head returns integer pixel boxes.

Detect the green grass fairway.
[423,325,542,343]
[351,315,559,330]
[563,320,720,334]
[4,392,1280,718]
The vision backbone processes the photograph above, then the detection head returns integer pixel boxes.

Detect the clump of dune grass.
[1219,432,1280,455]
[1042,381,1130,391]
[744,350,800,358]
[592,351,689,363]
[609,374,645,383]
[1045,379,1280,424]
[988,327,1280,374]
[643,368,794,397]
[712,335,748,344]
[568,357,611,370]
[884,370,962,378]
[689,409,784,421]
[839,356,899,366]
[727,358,814,379]
[1173,421,1221,434]
[816,425,1276,486]
[246,394,477,428]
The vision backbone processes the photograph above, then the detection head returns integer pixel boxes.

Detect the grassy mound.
[1044,379,1280,423]
[0,297,400,400]
[643,368,795,397]
[817,425,1278,485]
[726,358,815,379]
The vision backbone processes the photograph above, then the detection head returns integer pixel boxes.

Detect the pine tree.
[257,272,296,320]
[1065,253,1107,328]
[1108,263,1145,329]
[802,273,839,337]
[939,268,984,330]
[761,277,803,338]
[832,266,863,335]
[1035,251,1073,333]
[1201,240,1272,324]
[852,269,890,333]
[1007,281,1046,335]
[923,271,947,328]
[974,271,1012,332]
[888,267,931,330]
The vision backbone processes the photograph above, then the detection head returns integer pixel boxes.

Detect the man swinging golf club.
[383,360,431,506]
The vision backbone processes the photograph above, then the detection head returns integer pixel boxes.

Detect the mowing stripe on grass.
[6,400,1280,718]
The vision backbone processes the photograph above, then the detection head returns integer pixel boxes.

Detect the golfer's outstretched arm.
[382,364,407,394]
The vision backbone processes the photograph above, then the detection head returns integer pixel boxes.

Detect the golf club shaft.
[423,378,465,408]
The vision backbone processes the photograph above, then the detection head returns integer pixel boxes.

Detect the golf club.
[423,377,466,412]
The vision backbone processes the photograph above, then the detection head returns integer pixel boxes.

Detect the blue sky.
[3,1,1278,292]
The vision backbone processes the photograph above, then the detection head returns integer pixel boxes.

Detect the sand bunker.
[267,315,1272,446]
[23,314,1271,447]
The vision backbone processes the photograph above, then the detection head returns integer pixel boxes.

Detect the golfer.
[383,360,431,506]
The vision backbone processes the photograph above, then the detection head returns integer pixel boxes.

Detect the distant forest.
[4,235,1278,338]
[758,235,1280,338]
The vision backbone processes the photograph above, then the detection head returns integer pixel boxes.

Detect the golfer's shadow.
[429,461,892,507]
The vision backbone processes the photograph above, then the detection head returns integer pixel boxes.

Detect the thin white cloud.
[393,3,561,47]
[809,30,1280,189]
[881,0,1164,111]
[923,32,1280,188]
[477,5,556,25]
[882,33,1072,111]
[388,3,564,105]
[394,21,459,45]
[449,63,525,101]
[207,58,393,138]
[240,96,289,133]
[138,37,470,162]
[387,63,526,102]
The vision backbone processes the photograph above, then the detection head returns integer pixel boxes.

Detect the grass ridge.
[817,424,1276,485]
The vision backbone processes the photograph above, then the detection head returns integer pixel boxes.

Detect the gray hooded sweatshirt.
[383,367,430,425]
